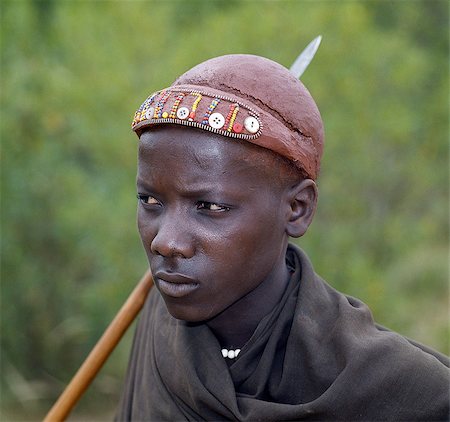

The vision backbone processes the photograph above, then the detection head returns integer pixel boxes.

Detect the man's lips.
[153,271,199,298]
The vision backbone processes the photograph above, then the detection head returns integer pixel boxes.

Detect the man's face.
[137,126,289,322]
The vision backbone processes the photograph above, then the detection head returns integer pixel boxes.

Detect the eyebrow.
[136,177,153,191]
[136,177,246,201]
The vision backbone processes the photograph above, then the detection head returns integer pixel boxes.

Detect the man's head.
[133,54,323,322]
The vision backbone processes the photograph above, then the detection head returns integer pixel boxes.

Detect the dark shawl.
[116,245,449,421]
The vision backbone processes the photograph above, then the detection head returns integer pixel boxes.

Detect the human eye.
[196,201,230,212]
[137,194,161,207]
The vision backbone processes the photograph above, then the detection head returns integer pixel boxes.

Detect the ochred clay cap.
[132,54,324,180]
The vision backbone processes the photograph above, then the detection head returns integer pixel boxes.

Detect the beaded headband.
[131,54,324,180]
[132,86,263,140]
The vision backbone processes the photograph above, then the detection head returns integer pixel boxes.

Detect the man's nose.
[150,214,195,259]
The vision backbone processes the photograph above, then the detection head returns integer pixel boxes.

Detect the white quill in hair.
[289,35,322,79]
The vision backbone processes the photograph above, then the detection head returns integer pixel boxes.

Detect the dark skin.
[137,126,318,349]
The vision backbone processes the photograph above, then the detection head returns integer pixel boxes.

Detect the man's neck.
[206,258,290,349]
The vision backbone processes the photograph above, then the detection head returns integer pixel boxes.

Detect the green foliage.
[1,0,448,420]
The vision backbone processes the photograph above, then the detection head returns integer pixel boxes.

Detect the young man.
[117,55,449,421]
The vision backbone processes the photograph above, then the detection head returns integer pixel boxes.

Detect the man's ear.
[285,179,318,238]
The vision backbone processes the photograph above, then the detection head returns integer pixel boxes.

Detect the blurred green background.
[1,0,448,420]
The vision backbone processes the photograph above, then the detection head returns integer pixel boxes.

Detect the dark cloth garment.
[116,245,450,421]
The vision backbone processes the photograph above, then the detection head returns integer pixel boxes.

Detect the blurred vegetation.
[1,0,448,420]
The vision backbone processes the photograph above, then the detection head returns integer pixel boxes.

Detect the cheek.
[228,209,285,249]
[212,215,284,271]
[137,208,155,246]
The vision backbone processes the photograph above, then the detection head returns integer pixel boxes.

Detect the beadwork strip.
[132,87,263,141]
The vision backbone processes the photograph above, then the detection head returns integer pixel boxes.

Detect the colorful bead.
[152,91,164,118]
[169,93,185,118]
[154,90,171,118]
[132,111,141,127]
[138,92,157,113]
[227,105,239,131]
[202,98,221,125]
[162,112,169,118]
[132,93,158,126]
[224,103,236,128]
[191,93,202,112]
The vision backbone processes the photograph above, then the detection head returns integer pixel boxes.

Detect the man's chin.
[163,299,218,323]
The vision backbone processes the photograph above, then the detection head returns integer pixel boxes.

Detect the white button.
[177,107,189,120]
[144,107,154,119]
[208,112,225,129]
[228,350,235,359]
[235,349,241,357]
[221,349,228,358]
[244,116,260,133]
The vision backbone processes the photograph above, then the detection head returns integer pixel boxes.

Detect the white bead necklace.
[221,348,241,359]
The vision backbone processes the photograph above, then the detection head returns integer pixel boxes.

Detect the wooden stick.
[44,269,154,422]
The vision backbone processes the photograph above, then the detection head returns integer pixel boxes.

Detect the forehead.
[138,126,284,186]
